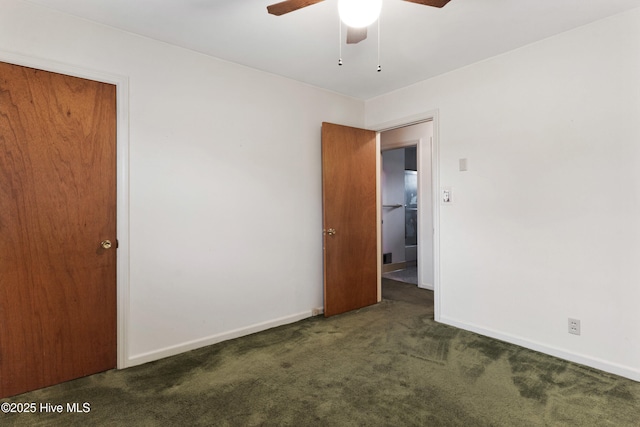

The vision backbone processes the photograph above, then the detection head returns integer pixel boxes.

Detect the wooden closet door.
[0,61,117,398]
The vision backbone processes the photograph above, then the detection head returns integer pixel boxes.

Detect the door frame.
[370,110,441,321]
[0,50,131,368]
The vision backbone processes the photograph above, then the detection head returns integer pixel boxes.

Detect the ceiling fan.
[267,0,452,44]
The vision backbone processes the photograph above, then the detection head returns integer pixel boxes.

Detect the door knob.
[327,228,336,236]
[101,240,112,249]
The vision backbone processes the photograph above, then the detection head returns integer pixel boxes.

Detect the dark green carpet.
[2,279,639,426]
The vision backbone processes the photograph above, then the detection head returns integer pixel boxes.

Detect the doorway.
[380,121,434,290]
[0,52,130,372]
[381,146,418,284]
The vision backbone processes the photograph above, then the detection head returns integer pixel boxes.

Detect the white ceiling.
[25,0,640,99]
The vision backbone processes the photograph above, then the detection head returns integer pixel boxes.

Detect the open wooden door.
[322,122,379,317]
[0,62,117,398]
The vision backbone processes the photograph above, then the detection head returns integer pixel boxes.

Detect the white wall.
[367,8,640,380]
[0,0,364,365]
[381,149,406,264]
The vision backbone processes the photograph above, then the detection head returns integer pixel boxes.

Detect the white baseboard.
[126,310,313,368]
[418,283,434,291]
[439,316,640,382]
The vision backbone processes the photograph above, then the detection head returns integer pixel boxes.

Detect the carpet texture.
[2,279,639,426]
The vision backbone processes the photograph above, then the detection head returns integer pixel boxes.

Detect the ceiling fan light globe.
[338,0,382,28]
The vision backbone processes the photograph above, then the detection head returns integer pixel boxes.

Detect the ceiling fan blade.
[402,0,452,8]
[346,27,367,44]
[267,0,325,16]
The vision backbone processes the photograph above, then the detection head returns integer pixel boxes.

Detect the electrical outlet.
[568,318,581,335]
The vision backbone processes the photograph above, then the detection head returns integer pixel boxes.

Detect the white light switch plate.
[442,187,452,204]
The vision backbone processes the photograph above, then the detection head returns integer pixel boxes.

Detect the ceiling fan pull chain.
[377,15,381,72]
[338,16,343,66]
